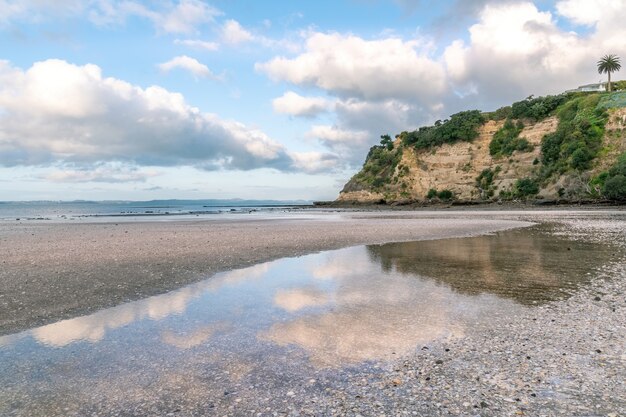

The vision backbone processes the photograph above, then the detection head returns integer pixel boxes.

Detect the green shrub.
[437,189,454,200]
[570,147,593,170]
[499,189,513,200]
[539,93,608,178]
[514,178,539,198]
[486,106,513,121]
[380,134,394,150]
[511,94,568,121]
[402,110,485,150]
[475,166,501,199]
[597,91,626,109]
[603,175,626,200]
[352,138,403,190]
[426,188,437,199]
[490,119,532,157]
[602,152,626,200]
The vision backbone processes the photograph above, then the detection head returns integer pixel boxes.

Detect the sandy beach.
[0,210,532,335]
[1,209,625,417]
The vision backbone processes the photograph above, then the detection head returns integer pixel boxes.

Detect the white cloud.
[443,1,626,106]
[335,98,428,135]
[216,18,300,51]
[0,59,302,171]
[308,125,369,144]
[272,91,332,117]
[256,32,446,102]
[0,0,84,24]
[220,19,254,44]
[90,0,221,34]
[158,0,219,34]
[289,151,340,173]
[555,0,604,25]
[157,55,218,79]
[44,163,160,183]
[174,39,220,51]
[306,125,372,166]
[0,0,220,34]
[256,31,448,167]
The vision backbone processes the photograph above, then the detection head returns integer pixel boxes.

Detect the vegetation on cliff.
[400,110,485,149]
[475,166,501,199]
[594,152,626,200]
[539,93,607,176]
[489,119,532,157]
[345,136,403,192]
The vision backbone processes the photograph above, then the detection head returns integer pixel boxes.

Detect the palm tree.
[597,54,621,92]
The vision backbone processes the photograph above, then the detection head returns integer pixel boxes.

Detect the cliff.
[338,91,626,204]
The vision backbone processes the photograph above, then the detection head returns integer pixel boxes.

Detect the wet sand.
[0,211,533,335]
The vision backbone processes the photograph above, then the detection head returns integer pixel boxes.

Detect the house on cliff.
[566,82,606,93]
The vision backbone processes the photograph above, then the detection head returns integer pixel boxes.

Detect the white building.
[566,82,606,93]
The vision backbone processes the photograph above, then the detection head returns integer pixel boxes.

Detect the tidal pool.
[0,223,620,416]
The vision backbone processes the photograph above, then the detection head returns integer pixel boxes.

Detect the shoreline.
[0,211,535,336]
[313,199,626,210]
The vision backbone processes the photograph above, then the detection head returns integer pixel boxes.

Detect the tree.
[597,55,621,92]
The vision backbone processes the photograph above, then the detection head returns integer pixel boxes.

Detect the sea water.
[0,199,310,222]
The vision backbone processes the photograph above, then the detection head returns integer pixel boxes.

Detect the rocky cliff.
[338,92,626,203]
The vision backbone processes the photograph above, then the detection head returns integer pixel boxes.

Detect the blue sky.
[0,0,624,201]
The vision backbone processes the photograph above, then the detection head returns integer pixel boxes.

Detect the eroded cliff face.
[338,108,626,203]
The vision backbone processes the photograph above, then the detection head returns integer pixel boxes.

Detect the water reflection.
[16,262,271,348]
[366,225,614,304]
[261,248,519,366]
[161,322,230,349]
[0,226,614,353]
[273,287,331,312]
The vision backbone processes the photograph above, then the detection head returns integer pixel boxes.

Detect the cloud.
[157,55,218,79]
[174,39,220,51]
[555,0,603,26]
[88,0,221,34]
[555,0,626,41]
[157,0,220,34]
[0,59,309,171]
[335,98,431,135]
[256,32,446,102]
[443,1,626,108]
[0,0,220,34]
[256,31,448,167]
[220,19,255,44]
[272,91,332,117]
[43,163,160,183]
[0,0,84,24]
[307,125,369,145]
[306,125,372,166]
[217,19,301,52]
[289,151,340,173]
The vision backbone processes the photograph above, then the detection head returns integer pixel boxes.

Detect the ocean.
[0,199,311,222]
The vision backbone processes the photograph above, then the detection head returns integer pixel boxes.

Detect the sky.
[0,0,624,201]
